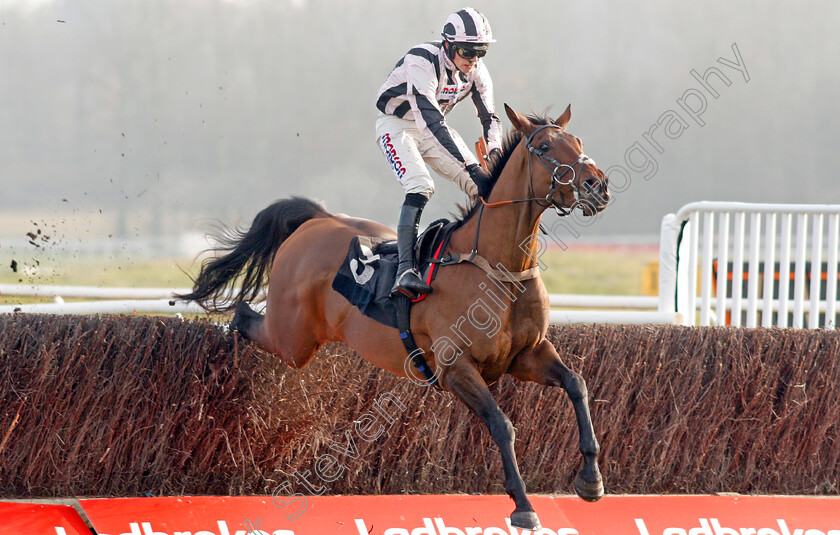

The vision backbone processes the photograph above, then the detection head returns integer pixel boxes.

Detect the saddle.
[331,219,458,329]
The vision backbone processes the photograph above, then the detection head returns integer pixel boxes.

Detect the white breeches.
[375,113,478,199]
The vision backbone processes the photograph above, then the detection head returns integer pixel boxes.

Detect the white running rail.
[0,284,674,324]
[0,298,205,315]
[659,202,840,328]
[8,202,837,329]
[0,284,192,300]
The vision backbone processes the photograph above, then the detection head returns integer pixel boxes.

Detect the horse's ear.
[505,103,536,134]
[555,104,572,129]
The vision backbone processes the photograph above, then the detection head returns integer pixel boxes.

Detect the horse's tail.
[177,197,331,313]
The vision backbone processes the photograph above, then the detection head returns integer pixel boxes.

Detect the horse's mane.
[453,113,553,227]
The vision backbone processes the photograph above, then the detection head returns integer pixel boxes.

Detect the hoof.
[510,511,541,531]
[574,472,604,502]
[229,302,258,338]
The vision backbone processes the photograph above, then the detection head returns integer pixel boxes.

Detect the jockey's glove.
[466,163,492,197]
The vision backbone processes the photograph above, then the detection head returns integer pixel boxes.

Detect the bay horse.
[179,104,609,530]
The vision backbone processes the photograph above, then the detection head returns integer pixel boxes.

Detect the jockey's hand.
[466,163,492,198]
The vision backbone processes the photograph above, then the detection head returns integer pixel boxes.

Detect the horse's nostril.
[582,178,609,205]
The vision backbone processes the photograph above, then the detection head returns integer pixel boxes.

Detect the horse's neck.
[452,147,545,273]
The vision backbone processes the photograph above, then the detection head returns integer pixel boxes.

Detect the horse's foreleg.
[509,339,604,502]
[441,362,541,531]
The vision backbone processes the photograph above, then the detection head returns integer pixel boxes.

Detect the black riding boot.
[391,195,433,298]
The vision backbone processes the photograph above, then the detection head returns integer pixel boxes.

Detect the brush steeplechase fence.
[2,315,839,499]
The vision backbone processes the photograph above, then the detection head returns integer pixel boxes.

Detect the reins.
[479,197,519,208]
[432,201,539,282]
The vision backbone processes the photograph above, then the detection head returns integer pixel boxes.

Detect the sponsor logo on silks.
[381,133,407,180]
[440,83,470,96]
[355,517,578,535]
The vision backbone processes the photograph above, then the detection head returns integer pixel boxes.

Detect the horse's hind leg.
[509,339,604,502]
[230,302,264,340]
[229,301,320,370]
[441,361,541,531]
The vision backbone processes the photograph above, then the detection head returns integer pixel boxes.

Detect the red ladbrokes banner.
[0,502,92,535]
[4,495,839,535]
[76,495,840,535]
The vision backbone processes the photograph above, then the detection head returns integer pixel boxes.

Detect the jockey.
[376,7,503,299]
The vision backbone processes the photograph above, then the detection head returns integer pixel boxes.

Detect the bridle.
[524,123,596,217]
[463,123,600,264]
[481,123,596,217]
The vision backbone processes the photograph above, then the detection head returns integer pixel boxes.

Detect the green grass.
[0,257,197,306]
[539,247,657,295]
[1,257,196,288]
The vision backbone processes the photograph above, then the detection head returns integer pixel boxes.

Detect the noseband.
[525,124,595,216]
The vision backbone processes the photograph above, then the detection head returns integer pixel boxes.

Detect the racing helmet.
[441,7,495,50]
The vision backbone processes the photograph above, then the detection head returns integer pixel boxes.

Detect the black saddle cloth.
[331,219,456,329]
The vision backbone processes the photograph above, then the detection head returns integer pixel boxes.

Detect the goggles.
[454,44,487,59]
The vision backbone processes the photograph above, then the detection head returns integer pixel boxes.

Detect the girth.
[394,222,540,389]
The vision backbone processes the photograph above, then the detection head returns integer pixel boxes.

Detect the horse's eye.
[539,143,550,152]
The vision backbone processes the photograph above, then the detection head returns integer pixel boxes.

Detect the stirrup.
[391,268,433,299]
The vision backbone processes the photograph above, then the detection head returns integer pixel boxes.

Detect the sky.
[1,0,838,253]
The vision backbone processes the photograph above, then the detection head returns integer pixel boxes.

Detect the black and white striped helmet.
[441,7,495,47]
